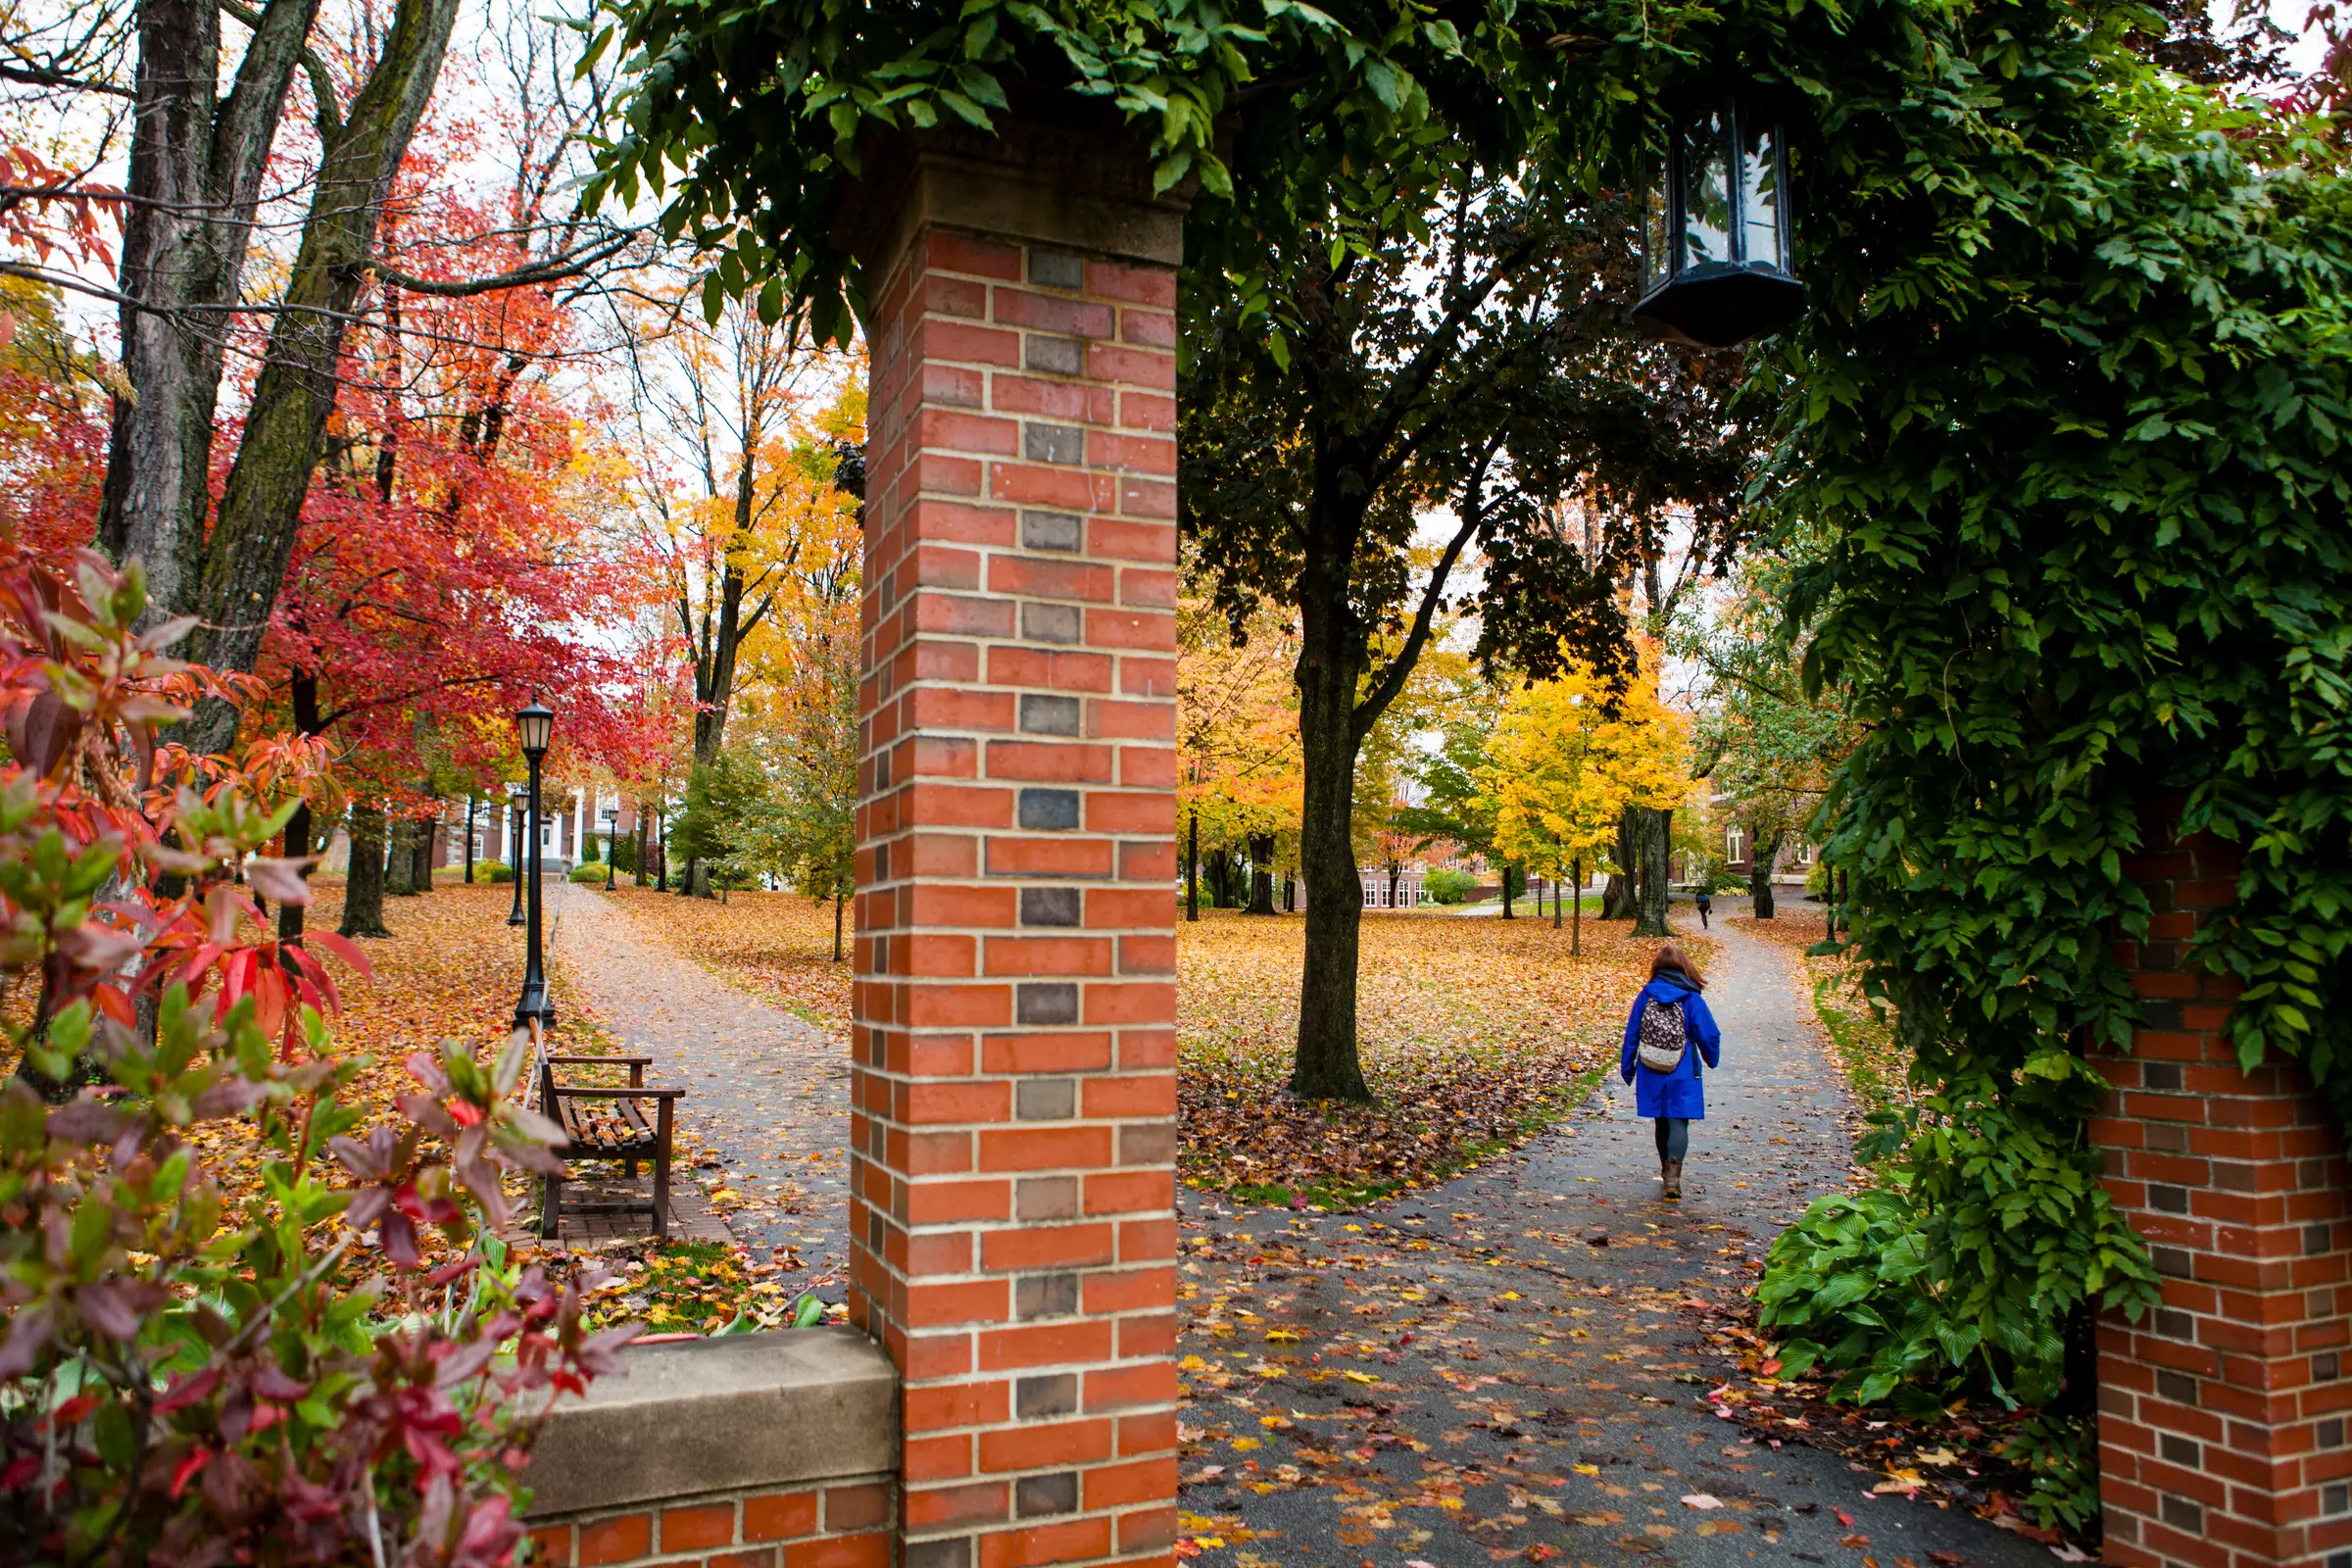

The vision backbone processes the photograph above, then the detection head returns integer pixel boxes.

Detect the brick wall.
[526,1476,894,1568]
[844,123,1186,1568]
[2092,808,2352,1568]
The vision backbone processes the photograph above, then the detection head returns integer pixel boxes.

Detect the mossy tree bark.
[180,0,465,753]
[409,812,434,893]
[1246,833,1277,914]
[97,0,324,624]
[385,817,416,897]
[1601,810,1639,919]
[1748,827,1786,919]
[1633,807,1672,938]
[1293,649,1371,1102]
[340,804,392,938]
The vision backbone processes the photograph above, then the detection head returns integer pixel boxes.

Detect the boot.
[1663,1159,1683,1200]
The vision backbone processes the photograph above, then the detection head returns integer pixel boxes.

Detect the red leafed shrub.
[0,551,631,1565]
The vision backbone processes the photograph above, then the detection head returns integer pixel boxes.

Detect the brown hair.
[1649,943,1704,991]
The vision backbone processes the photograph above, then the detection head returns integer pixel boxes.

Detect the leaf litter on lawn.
[1178,911,1702,1206]
[611,895,1697,1209]
[605,886,852,1036]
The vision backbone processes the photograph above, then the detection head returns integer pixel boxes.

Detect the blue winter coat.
[1618,973,1722,1119]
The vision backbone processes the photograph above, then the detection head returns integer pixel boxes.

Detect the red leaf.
[170,1448,212,1499]
[91,984,133,1026]
[303,928,371,980]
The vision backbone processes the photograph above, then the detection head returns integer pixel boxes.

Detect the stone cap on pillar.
[831,99,1193,276]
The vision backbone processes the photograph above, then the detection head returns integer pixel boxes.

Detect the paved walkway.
[545,883,2057,1564]
[1172,915,2055,1568]
[549,883,851,1294]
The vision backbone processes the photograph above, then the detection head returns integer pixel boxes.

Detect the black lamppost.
[1632,90,1804,349]
[604,823,617,891]
[506,786,527,927]
[513,701,556,1029]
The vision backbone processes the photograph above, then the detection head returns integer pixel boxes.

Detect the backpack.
[1637,997,1689,1073]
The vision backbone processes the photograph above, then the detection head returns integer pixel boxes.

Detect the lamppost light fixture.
[515,700,555,760]
[506,787,527,927]
[1631,89,1805,350]
[512,707,556,1030]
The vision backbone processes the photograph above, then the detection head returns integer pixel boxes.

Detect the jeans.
[1696,903,1711,928]
[1653,1116,1690,1165]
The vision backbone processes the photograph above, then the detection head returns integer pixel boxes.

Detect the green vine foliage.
[1737,0,2352,1533]
[1784,55,2352,1138]
[583,0,1772,344]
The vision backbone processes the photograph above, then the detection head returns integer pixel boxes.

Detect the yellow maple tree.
[1480,641,1688,950]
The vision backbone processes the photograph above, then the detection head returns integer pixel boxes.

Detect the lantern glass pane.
[1679,108,1733,269]
[1740,122,1784,270]
[1642,163,1671,291]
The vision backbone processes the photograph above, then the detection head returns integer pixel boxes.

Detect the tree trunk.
[411,810,435,893]
[464,797,476,883]
[1282,873,1295,912]
[636,806,651,887]
[385,818,416,896]
[1633,808,1671,938]
[1186,810,1199,922]
[1749,827,1785,919]
[278,672,322,943]
[1247,833,1276,915]
[182,0,466,753]
[1571,857,1583,955]
[277,802,312,943]
[1601,809,1638,919]
[834,891,845,961]
[1501,864,1514,920]
[1293,648,1370,1102]
[340,803,392,938]
[656,810,667,892]
[97,0,322,628]
[1552,868,1562,929]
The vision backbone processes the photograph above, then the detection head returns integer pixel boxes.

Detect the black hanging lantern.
[1632,91,1803,349]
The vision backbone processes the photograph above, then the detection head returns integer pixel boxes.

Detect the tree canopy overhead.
[584,0,1743,340]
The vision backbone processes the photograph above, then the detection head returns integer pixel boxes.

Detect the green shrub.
[473,858,511,883]
[1803,859,1831,897]
[1758,1091,2157,1531]
[567,861,612,884]
[1423,867,1478,905]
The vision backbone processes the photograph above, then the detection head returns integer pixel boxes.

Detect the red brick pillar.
[2091,806,2352,1568]
[841,122,1185,1568]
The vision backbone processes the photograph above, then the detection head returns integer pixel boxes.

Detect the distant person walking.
[1694,887,1713,929]
[1619,942,1722,1199]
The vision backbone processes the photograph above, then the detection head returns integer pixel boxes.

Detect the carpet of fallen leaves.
[611,896,1702,1209]
[572,1237,826,1335]
[1178,912,1707,1207]
[603,887,853,1036]
[1696,1299,2089,1551]
[1728,912,1915,1117]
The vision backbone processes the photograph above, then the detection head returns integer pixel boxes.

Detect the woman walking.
[1619,942,1722,1199]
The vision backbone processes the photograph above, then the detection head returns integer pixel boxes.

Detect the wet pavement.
[1170,916,2055,1568]
[549,882,852,1297]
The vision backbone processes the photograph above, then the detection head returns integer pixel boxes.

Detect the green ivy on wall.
[1744,0,2352,1532]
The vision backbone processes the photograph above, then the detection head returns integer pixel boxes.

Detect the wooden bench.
[520,1019,686,1242]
